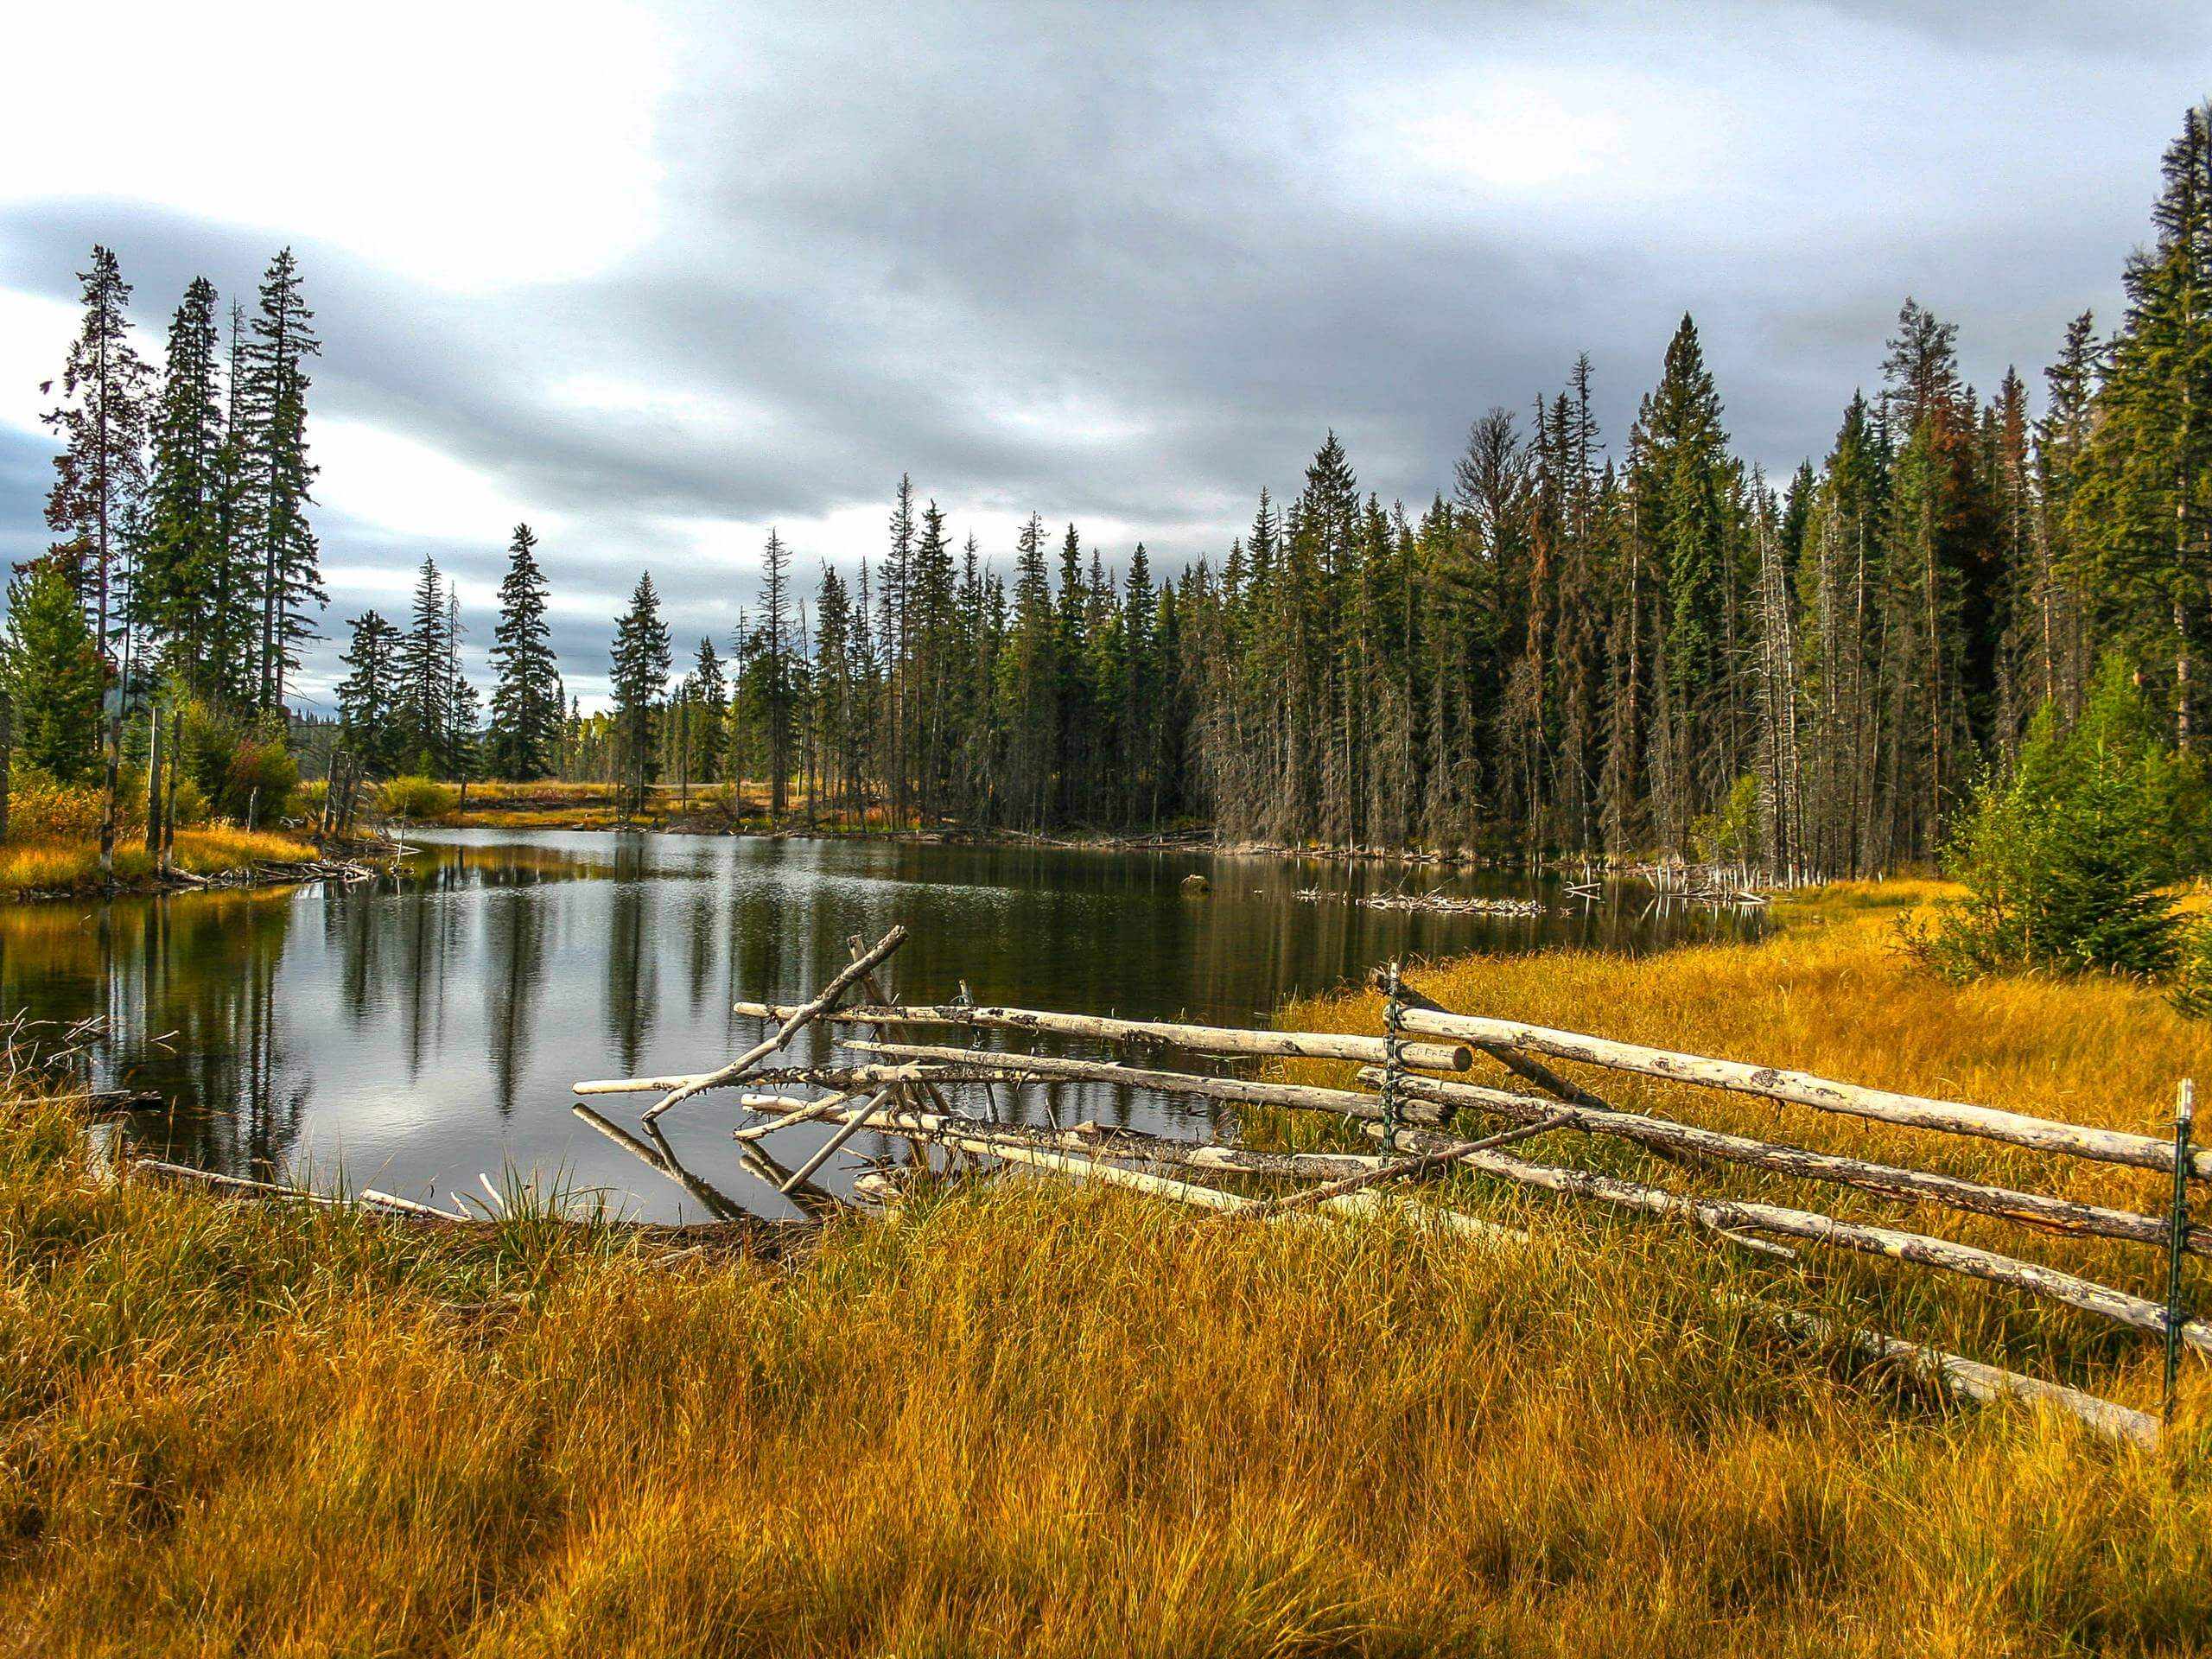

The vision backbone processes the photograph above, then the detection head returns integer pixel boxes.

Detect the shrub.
[1907,659,2205,983]
[221,737,302,823]
[5,776,117,843]
[377,776,459,819]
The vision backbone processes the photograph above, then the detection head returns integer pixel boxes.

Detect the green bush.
[221,737,301,823]
[1908,659,2208,984]
[378,776,459,819]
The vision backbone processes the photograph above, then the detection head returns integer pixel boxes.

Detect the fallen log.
[1249,1112,1574,1217]
[1757,1305,2160,1449]
[843,1037,1437,1122]
[1370,1120,2212,1354]
[1395,1005,2211,1178]
[1363,1067,2208,1258]
[728,1001,1474,1073]
[638,926,908,1122]
[131,1157,468,1221]
[575,1060,1009,1098]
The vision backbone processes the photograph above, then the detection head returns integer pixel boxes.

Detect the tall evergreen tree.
[238,247,323,713]
[399,557,451,772]
[609,571,671,814]
[486,523,561,779]
[139,276,227,685]
[335,610,404,775]
[41,245,151,670]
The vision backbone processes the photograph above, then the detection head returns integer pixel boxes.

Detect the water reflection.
[0,830,1764,1222]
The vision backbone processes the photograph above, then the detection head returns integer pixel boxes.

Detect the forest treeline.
[15,106,2212,875]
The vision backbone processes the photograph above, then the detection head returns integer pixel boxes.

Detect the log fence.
[564,925,2198,1445]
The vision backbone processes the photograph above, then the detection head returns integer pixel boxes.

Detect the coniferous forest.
[20,105,2212,878]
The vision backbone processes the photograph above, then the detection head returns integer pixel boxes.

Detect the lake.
[0,830,1764,1222]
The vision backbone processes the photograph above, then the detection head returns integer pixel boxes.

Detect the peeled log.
[845,1037,1432,1121]
[1374,1120,2212,1354]
[1363,1067,2206,1259]
[729,1001,1473,1073]
[1396,1005,2209,1178]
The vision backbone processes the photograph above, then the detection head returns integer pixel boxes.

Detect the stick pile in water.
[569,925,2196,1449]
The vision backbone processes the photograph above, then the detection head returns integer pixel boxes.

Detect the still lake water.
[1,830,1764,1222]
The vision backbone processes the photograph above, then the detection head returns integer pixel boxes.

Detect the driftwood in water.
[1369,1067,2206,1258]
[1395,1004,2211,1178]
[728,1000,1475,1073]
[636,926,909,1122]
[1369,1119,2212,1353]
[571,1104,748,1220]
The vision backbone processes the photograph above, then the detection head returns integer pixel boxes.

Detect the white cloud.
[0,288,85,437]
[315,417,549,543]
[0,1,672,291]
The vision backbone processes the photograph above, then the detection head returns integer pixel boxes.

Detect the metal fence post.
[2166,1077,2194,1428]
[1382,959,1404,1150]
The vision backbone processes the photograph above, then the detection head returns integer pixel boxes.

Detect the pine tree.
[609,571,671,815]
[335,611,404,774]
[238,248,323,713]
[692,636,728,785]
[41,246,152,676]
[400,557,451,772]
[1,560,105,784]
[760,529,794,816]
[486,524,561,779]
[139,276,227,686]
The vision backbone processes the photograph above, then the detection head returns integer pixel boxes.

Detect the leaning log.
[1395,1005,2211,1178]
[1372,1121,2212,1353]
[638,926,908,1121]
[1364,1067,2208,1258]
[728,1001,1474,1073]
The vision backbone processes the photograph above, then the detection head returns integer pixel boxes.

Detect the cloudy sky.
[3,2,2207,708]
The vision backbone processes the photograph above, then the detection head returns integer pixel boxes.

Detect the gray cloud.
[3,0,2208,702]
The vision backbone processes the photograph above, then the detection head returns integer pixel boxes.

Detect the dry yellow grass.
[3,882,2211,1653]
[1263,878,2212,1395]
[0,829,318,896]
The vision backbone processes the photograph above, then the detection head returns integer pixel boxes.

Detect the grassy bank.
[0,827,321,897]
[3,884,2211,1651]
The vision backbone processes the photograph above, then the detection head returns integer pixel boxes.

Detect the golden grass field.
[2,881,2210,1654]
[0,827,320,897]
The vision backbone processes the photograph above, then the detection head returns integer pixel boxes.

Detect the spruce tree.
[238,247,323,712]
[609,571,671,814]
[139,276,226,684]
[486,523,560,779]
[400,557,450,772]
[691,636,728,783]
[335,610,404,775]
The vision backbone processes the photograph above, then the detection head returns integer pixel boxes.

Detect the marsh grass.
[0,828,319,896]
[4,885,2212,1651]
